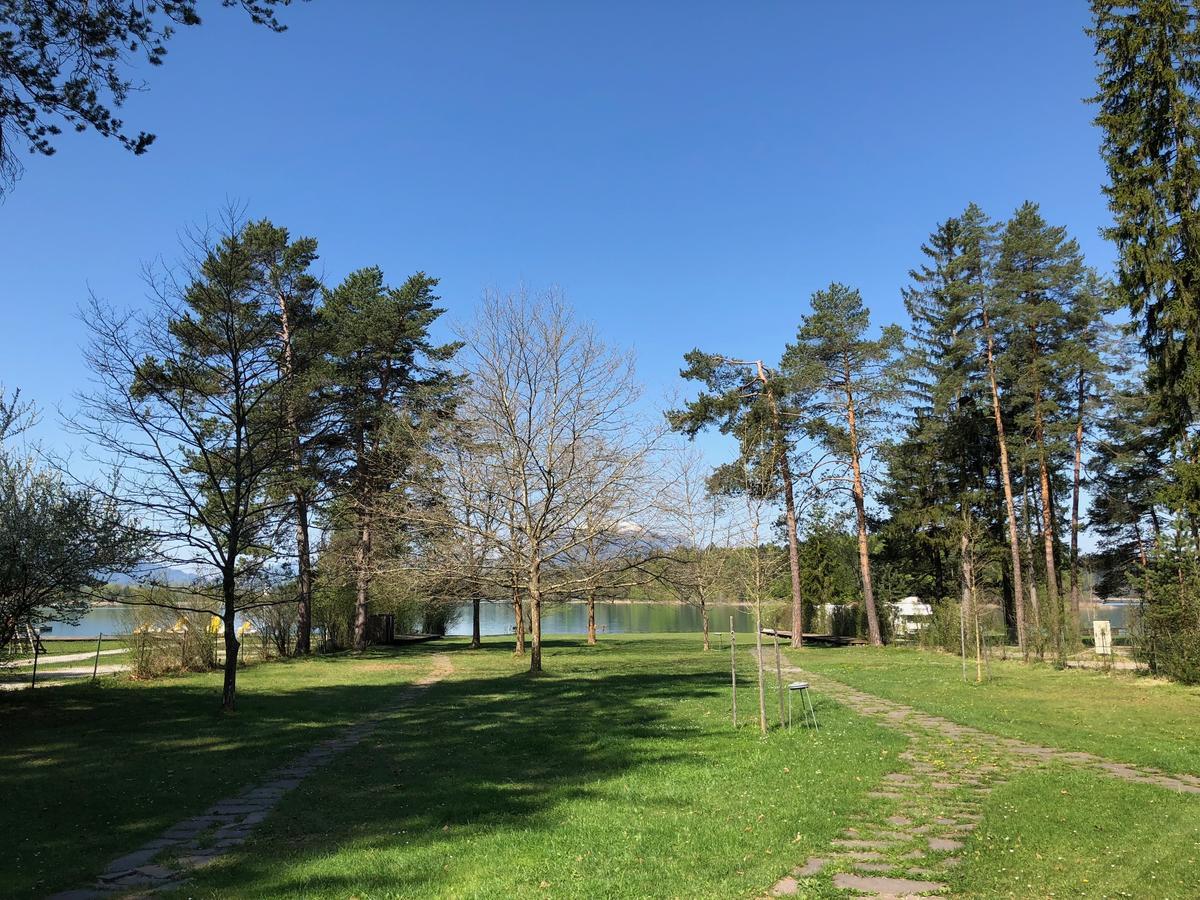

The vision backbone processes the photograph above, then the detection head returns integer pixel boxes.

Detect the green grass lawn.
[9,634,1200,898]
[165,634,905,899]
[792,645,1200,775]
[952,765,1200,898]
[1,648,435,897]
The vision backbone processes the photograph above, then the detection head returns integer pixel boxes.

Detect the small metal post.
[31,643,39,689]
[92,632,103,682]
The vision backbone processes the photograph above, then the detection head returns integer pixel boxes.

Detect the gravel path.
[0,664,130,691]
[10,648,129,667]
[47,653,455,900]
[769,659,1200,899]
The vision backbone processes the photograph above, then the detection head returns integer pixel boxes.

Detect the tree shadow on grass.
[0,642,452,897]
[177,656,738,898]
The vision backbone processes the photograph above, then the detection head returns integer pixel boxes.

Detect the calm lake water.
[444,601,756,637]
[44,602,757,639]
[46,599,1136,640]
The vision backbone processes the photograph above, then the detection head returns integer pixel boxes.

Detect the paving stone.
[833,873,946,895]
[793,857,826,876]
[886,816,912,826]
[177,854,221,869]
[859,829,912,841]
[101,847,161,873]
[929,837,963,852]
[770,875,799,895]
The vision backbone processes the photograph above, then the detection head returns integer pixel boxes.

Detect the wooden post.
[773,630,785,728]
[729,616,737,727]
[92,632,103,682]
[959,600,967,682]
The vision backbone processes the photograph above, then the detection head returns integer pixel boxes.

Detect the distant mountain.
[103,564,196,586]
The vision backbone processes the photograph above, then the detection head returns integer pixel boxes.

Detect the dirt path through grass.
[771,659,1200,899]
[48,654,454,900]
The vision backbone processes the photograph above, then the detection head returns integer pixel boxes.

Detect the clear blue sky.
[0,1,1110,455]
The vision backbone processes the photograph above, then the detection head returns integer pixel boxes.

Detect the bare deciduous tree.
[436,289,663,673]
[656,447,734,650]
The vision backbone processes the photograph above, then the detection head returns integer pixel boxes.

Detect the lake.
[44,599,1134,641]
[444,601,756,637]
[43,602,757,639]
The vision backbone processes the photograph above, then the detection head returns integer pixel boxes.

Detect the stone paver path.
[49,653,454,900]
[768,660,1200,899]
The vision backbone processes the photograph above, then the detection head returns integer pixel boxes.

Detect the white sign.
[1093,620,1112,656]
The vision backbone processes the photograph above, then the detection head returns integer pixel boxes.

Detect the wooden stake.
[959,599,967,683]
[729,616,737,727]
[773,630,785,728]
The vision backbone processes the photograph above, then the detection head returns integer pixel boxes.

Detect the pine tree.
[935,204,1038,656]
[1091,373,1169,589]
[783,283,905,646]
[321,269,459,650]
[243,220,324,655]
[1091,0,1200,436]
[995,202,1086,664]
[1062,271,1118,613]
[79,219,295,709]
[668,353,808,648]
[894,212,1006,632]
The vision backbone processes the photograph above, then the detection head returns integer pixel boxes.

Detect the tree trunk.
[701,595,711,651]
[294,492,312,654]
[511,578,525,656]
[469,597,481,649]
[773,631,785,728]
[755,362,804,649]
[529,559,542,673]
[352,508,372,651]
[1134,522,1149,567]
[844,378,882,646]
[586,585,597,646]
[754,602,767,735]
[982,310,1027,658]
[221,571,240,711]
[1070,374,1085,616]
[1022,479,1043,652]
[961,526,982,684]
[1035,406,1064,664]
[276,287,313,656]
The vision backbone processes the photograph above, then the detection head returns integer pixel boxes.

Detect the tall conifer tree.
[995,203,1085,664]
[783,284,904,646]
[1091,0,1200,436]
